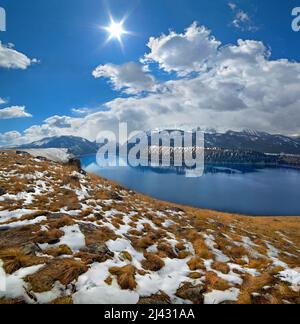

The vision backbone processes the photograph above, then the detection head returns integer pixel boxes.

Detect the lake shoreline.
[81,154,300,217]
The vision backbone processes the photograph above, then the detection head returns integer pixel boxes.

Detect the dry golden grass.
[47,189,81,212]
[157,241,176,259]
[226,245,249,260]
[26,259,88,293]
[44,245,73,257]
[109,265,137,290]
[212,261,230,274]
[175,283,205,304]
[74,251,111,264]
[187,257,205,271]
[46,215,76,229]
[132,235,156,250]
[142,252,165,272]
[104,276,113,286]
[35,228,64,244]
[205,272,232,291]
[192,238,214,260]
[120,251,133,262]
[78,224,118,245]
[0,298,25,304]
[0,247,46,274]
[50,296,73,304]
[237,272,275,304]
[175,242,186,251]
[1,150,300,304]
[138,291,171,304]
[0,225,40,250]
[189,272,202,279]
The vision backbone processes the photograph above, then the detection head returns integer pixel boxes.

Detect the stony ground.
[0,150,299,304]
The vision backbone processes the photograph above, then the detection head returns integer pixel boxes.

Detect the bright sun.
[106,20,125,41]
[102,17,129,46]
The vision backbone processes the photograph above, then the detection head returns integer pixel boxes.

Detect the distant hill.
[14,136,99,156]
[12,130,300,158]
[205,130,300,155]
[132,129,300,155]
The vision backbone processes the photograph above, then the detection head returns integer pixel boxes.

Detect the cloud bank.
[0,42,37,70]
[93,62,157,94]
[0,106,32,119]
[2,22,300,145]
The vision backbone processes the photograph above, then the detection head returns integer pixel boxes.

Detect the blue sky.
[0,0,300,143]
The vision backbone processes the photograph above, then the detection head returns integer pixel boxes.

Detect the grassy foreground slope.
[0,151,299,304]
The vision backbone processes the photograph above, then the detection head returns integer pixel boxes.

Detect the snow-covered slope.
[17,148,72,163]
[14,136,99,156]
[0,151,299,304]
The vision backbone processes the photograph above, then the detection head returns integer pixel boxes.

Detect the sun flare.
[106,20,125,41]
[102,17,129,46]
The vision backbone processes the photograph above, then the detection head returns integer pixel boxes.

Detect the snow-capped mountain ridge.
[142,129,300,154]
[11,130,300,156]
[13,136,99,156]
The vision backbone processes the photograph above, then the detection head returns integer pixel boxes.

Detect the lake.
[81,154,300,216]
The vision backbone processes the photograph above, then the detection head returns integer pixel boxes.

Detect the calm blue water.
[81,154,300,216]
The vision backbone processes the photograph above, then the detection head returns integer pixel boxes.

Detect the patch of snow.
[278,269,300,286]
[203,234,230,263]
[59,224,86,252]
[204,288,240,304]
[0,209,34,224]
[0,261,45,303]
[73,261,139,304]
[204,260,243,286]
[0,216,47,230]
[135,257,194,301]
[39,224,86,252]
[17,148,72,163]
[34,282,67,304]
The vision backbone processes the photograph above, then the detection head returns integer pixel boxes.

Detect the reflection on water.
[81,154,300,216]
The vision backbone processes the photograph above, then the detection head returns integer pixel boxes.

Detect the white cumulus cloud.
[142,22,221,76]
[0,106,32,119]
[0,42,38,69]
[228,3,258,31]
[3,22,300,146]
[0,131,22,146]
[0,97,7,105]
[93,62,157,94]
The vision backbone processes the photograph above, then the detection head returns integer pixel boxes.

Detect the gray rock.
[176,283,205,304]
[0,226,10,232]
[16,151,31,156]
[0,187,6,196]
[21,242,42,255]
[138,293,171,305]
[47,238,61,245]
[82,243,114,258]
[110,192,123,201]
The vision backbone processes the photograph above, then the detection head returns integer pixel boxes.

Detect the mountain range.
[205,130,300,155]
[14,136,100,156]
[9,130,300,156]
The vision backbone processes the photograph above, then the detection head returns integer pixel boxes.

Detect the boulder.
[110,192,123,201]
[66,158,82,172]
[138,292,171,304]
[21,242,42,255]
[82,243,114,258]
[16,151,31,157]
[176,283,205,304]
[0,187,6,196]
